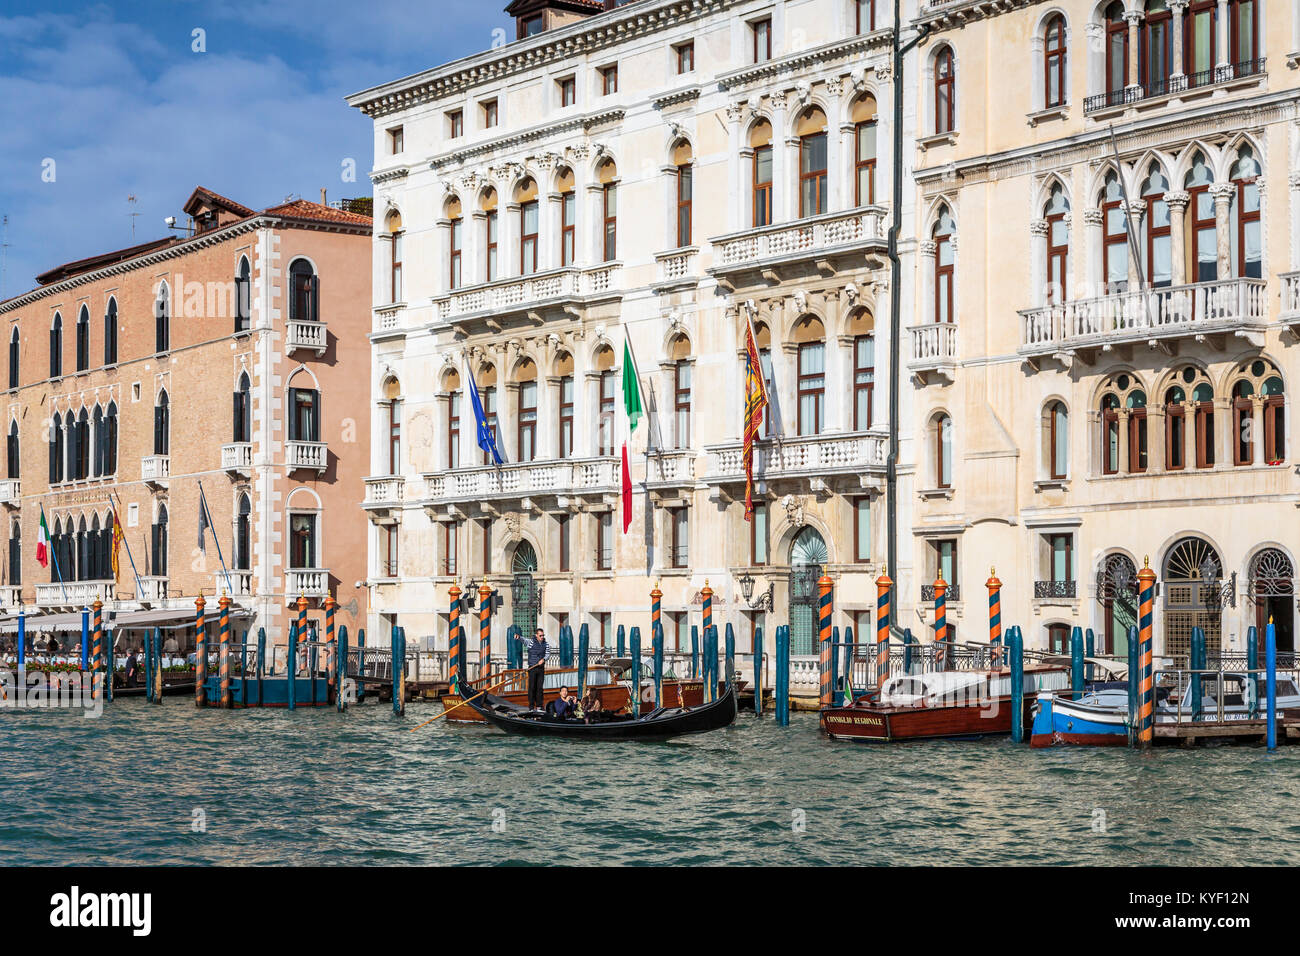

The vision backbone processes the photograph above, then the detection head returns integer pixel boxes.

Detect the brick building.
[0,187,372,644]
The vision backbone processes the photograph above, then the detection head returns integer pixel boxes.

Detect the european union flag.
[467,368,504,466]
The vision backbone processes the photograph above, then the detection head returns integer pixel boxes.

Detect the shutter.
[312,390,321,442]
[311,274,320,323]
[233,392,241,441]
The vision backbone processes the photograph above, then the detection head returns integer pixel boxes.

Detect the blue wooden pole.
[842,625,855,702]
[1190,626,1205,722]
[391,624,400,716]
[1247,625,1259,718]
[776,624,790,727]
[577,623,590,700]
[337,624,349,712]
[652,622,663,708]
[1266,618,1277,751]
[287,621,298,711]
[15,609,24,679]
[256,626,266,708]
[1084,628,1095,681]
[1070,625,1084,699]
[80,607,90,672]
[356,628,366,702]
[753,625,764,717]
[709,625,720,702]
[690,625,699,679]
[395,626,407,717]
[724,621,736,693]
[830,625,841,706]
[629,626,641,718]
[143,628,154,704]
[561,624,573,669]
[1126,625,1140,748]
[105,630,114,704]
[616,623,626,658]
[1009,626,1024,743]
[902,628,914,674]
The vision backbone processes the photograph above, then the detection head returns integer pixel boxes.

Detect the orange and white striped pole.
[218,596,232,708]
[91,599,104,701]
[818,574,833,708]
[324,593,337,693]
[875,573,892,689]
[448,583,462,690]
[933,577,948,669]
[1138,557,1156,748]
[193,595,206,708]
[987,568,1002,667]
[650,582,662,634]
[478,582,492,679]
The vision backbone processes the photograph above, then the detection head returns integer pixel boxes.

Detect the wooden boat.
[114,680,197,698]
[458,670,739,741]
[440,659,706,723]
[820,664,1071,743]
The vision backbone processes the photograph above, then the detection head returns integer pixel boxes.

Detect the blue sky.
[0,0,509,298]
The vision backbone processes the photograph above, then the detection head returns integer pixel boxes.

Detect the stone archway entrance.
[1250,548,1295,658]
[1096,553,1137,657]
[1162,537,1223,660]
[788,526,828,656]
[511,541,540,638]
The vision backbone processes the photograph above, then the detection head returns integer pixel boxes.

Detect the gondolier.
[525,628,549,711]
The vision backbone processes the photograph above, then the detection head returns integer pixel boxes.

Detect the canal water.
[2,701,1297,866]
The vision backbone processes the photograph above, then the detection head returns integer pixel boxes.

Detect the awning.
[0,612,91,634]
[0,606,253,634]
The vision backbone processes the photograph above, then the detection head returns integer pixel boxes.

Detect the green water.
[2,700,1297,866]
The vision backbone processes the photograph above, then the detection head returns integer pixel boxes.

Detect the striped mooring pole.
[193,595,207,707]
[478,582,493,680]
[91,599,104,702]
[987,568,1002,666]
[702,580,713,636]
[650,581,662,636]
[448,583,462,690]
[324,593,338,699]
[295,594,309,661]
[817,574,833,708]
[1137,558,1156,748]
[933,577,948,669]
[218,596,232,709]
[875,573,892,689]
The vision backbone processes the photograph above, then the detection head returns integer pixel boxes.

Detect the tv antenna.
[128,195,140,239]
[0,214,9,301]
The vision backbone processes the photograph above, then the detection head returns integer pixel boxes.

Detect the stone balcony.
[653,247,699,292]
[141,454,170,488]
[139,575,170,606]
[423,456,618,514]
[35,580,115,610]
[0,478,19,508]
[1281,272,1300,331]
[0,585,21,608]
[286,440,327,475]
[1018,277,1268,367]
[707,206,888,291]
[214,570,254,600]
[908,323,958,384]
[363,476,406,522]
[703,431,887,496]
[286,568,330,603]
[432,264,623,332]
[286,319,327,357]
[645,449,698,498]
[222,442,252,477]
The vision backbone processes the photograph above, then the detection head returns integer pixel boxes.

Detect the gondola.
[457,669,739,741]
[113,680,197,698]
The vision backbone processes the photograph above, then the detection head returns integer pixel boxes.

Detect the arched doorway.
[1250,549,1295,658]
[511,540,540,637]
[788,526,828,655]
[1096,553,1137,658]
[1163,536,1223,660]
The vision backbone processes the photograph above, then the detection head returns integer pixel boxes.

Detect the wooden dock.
[1154,718,1300,747]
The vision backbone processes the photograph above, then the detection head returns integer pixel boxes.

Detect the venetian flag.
[742,314,770,521]
[110,509,125,582]
[36,506,50,569]
[621,336,644,534]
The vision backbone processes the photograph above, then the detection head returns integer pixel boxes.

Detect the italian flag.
[621,336,643,534]
[36,506,50,569]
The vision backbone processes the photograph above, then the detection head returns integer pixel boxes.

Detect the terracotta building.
[0,187,373,643]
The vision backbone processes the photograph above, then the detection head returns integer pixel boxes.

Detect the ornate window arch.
[154,281,171,354]
[1228,357,1284,466]
[1098,372,1147,475]
[932,45,956,135]
[1043,13,1068,109]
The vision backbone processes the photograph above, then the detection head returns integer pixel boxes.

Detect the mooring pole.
[1247,625,1259,718]
[104,629,114,704]
[616,623,626,658]
[143,628,154,704]
[1009,626,1025,744]
[841,624,854,704]
[903,627,914,675]
[448,583,462,691]
[256,626,266,708]
[337,624,349,712]
[652,621,664,708]
[577,621,590,700]
[287,621,298,711]
[776,624,790,727]
[817,574,833,708]
[1084,628,1095,681]
[828,624,841,706]
[92,599,104,702]
[725,621,736,694]
[1190,626,1205,722]
[80,606,90,673]
[325,593,338,703]
[690,625,699,680]
[629,625,642,718]
[753,625,765,717]
[650,581,662,638]
[218,596,232,709]
[1070,625,1084,699]
[15,606,24,684]
[932,576,948,669]
[1137,558,1157,749]
[356,628,366,703]
[1127,625,1140,748]
[702,580,713,637]
[1266,617,1277,751]
[876,574,892,688]
[395,626,407,717]
[986,569,1002,667]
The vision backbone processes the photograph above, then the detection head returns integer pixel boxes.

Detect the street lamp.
[1198,556,1236,612]
[738,570,774,613]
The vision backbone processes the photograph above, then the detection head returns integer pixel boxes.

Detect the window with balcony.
[1104,2,1129,95]
[597,346,616,456]
[1231,146,1261,279]
[851,309,875,431]
[1048,533,1073,587]
[1044,14,1067,107]
[795,317,825,437]
[235,493,251,570]
[387,212,404,302]
[933,205,955,324]
[7,327,17,390]
[154,283,170,354]
[104,297,118,363]
[516,362,538,463]
[1044,183,1070,304]
[518,178,539,276]
[75,306,89,373]
[751,120,773,228]
[853,95,877,206]
[5,420,15,480]
[1141,1,1173,95]
[1185,153,1216,282]
[751,17,771,63]
[1141,163,1171,288]
[151,504,168,576]
[387,393,402,475]
[481,380,499,466]
[797,107,828,218]
[675,41,694,74]
[8,519,19,586]
[289,512,316,569]
[448,200,463,290]
[1045,400,1069,480]
[442,521,458,577]
[596,512,612,570]
[558,358,574,459]
[1185,0,1217,86]
[233,372,251,444]
[288,386,320,443]
[931,538,958,589]
[482,188,499,281]
[154,390,170,456]
[673,142,693,248]
[599,160,618,261]
[559,168,576,267]
[934,413,953,488]
[934,46,955,134]
[1229,0,1258,72]
[447,383,461,470]
[289,259,317,324]
[751,500,768,566]
[755,321,776,440]
[49,312,62,379]
[1101,171,1128,293]
[669,506,689,568]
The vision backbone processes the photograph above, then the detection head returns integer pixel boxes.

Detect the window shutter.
[311,275,320,323]
[312,390,321,442]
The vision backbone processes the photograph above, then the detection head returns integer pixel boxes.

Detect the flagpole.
[42,505,68,602]
[197,480,234,596]
[109,491,145,602]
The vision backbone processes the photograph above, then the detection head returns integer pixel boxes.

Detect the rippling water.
[2,700,1297,866]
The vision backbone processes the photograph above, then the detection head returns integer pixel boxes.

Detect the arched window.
[76,516,89,582]
[235,257,252,332]
[233,372,251,443]
[933,205,955,324]
[482,189,500,281]
[287,376,320,443]
[515,358,538,462]
[794,316,825,437]
[559,168,578,264]
[104,297,118,364]
[852,96,878,206]
[104,401,118,475]
[1104,2,1129,95]
[88,515,101,581]
[61,411,74,481]
[8,327,18,390]
[8,519,19,587]
[1100,171,1128,293]
[288,259,317,323]
[671,145,692,248]
[516,181,538,276]
[1185,152,1216,282]
[1044,184,1070,304]
[934,413,953,488]
[48,415,63,483]
[1230,359,1285,466]
[850,309,875,431]
[5,420,17,480]
[75,407,89,480]
[384,214,403,302]
[151,504,168,577]
[1140,163,1171,288]
[797,107,828,217]
[75,306,90,372]
[447,198,464,288]
[289,509,317,570]
[154,390,170,456]
[1044,14,1067,108]
[1141,1,1173,94]
[750,121,773,228]
[1166,366,1217,470]
[235,494,252,571]
[599,159,618,261]
[1100,374,1147,475]
[1045,401,1069,479]
[1230,146,1261,278]
[92,405,104,477]
[49,313,62,379]
[154,283,170,354]
[595,347,616,455]
[556,354,574,458]
[668,337,691,449]
[934,46,955,134]
[444,368,462,469]
[383,376,402,474]
[1126,389,1148,473]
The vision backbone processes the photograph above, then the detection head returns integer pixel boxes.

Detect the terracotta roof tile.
[261,199,373,226]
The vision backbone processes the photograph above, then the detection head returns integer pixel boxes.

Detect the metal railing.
[1034,580,1077,599]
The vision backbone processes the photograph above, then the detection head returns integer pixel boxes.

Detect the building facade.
[350,0,917,660]
[0,187,373,643]
[908,0,1298,660]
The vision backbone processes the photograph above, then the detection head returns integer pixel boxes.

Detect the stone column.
[836,121,854,211]
[503,203,521,279]
[1148,403,1166,474]
[1125,11,1143,94]
[726,103,744,231]
[1216,0,1230,72]
[771,91,790,223]
[1118,409,1131,473]
[1166,191,1190,286]
[1214,397,1232,468]
[1125,200,1147,290]
[1170,0,1188,83]
[1251,396,1265,466]
[1030,219,1050,306]
[1211,182,1235,280]
[468,211,486,287]
[1083,209,1105,297]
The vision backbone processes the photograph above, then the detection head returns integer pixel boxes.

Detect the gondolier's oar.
[408,674,515,732]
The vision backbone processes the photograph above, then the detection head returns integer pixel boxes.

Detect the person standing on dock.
[526,628,549,711]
